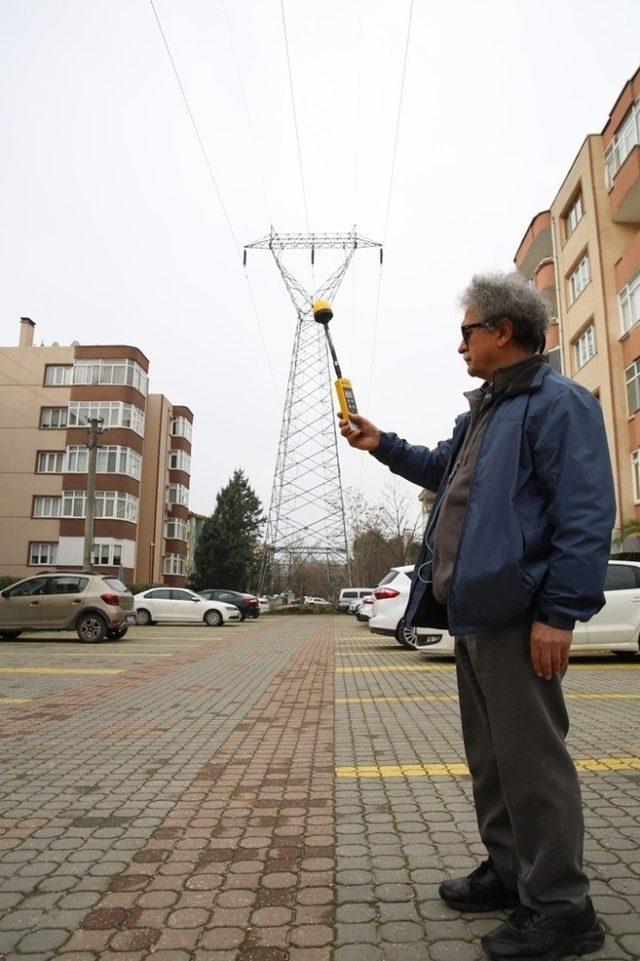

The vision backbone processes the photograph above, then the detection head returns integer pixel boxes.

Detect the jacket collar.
[491,353,548,396]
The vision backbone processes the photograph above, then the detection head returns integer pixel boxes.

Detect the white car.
[368,565,417,646]
[417,559,640,659]
[339,588,374,611]
[134,587,240,627]
[258,597,271,613]
[357,595,374,622]
[303,596,331,606]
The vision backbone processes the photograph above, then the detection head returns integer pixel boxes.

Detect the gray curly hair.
[459,272,549,353]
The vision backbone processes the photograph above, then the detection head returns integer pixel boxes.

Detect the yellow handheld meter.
[312,299,358,420]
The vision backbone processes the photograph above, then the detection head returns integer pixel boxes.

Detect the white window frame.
[574,325,596,371]
[91,542,123,567]
[619,270,640,335]
[165,518,189,541]
[40,407,68,429]
[44,365,73,386]
[72,358,148,395]
[568,254,590,304]
[565,194,583,237]
[62,490,138,523]
[65,445,141,479]
[168,449,191,472]
[604,98,640,188]
[170,416,192,442]
[33,496,62,518]
[166,483,189,508]
[632,451,640,504]
[29,543,58,565]
[36,451,65,473]
[162,553,186,576]
[625,359,640,416]
[68,401,144,435]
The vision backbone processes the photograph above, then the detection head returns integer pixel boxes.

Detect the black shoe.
[481,899,605,960]
[438,858,519,912]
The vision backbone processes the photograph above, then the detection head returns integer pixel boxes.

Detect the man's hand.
[530,621,572,680]
[337,412,382,452]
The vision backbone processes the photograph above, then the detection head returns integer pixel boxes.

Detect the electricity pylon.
[244,229,382,596]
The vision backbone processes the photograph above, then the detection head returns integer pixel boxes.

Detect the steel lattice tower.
[245,229,382,595]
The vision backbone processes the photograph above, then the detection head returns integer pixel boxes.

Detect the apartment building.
[0,319,194,585]
[514,66,640,533]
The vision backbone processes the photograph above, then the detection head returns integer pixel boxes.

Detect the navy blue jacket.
[372,363,616,636]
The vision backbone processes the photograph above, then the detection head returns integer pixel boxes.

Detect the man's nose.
[458,339,467,354]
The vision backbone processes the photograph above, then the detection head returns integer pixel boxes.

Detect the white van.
[338,587,373,611]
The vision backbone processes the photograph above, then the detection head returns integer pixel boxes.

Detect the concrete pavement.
[0,615,639,960]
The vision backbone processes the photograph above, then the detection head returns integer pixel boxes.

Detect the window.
[165,518,189,541]
[33,496,62,518]
[163,553,186,575]
[66,445,141,479]
[72,358,148,395]
[171,589,194,601]
[44,365,72,386]
[91,543,123,567]
[568,254,590,303]
[40,408,68,429]
[62,490,138,523]
[7,576,48,596]
[29,543,58,566]
[625,359,640,415]
[546,346,563,374]
[565,194,583,237]
[68,401,144,435]
[632,450,640,503]
[170,416,192,441]
[47,576,89,595]
[604,98,640,188]
[36,451,64,473]
[574,325,596,370]
[146,588,172,599]
[166,484,189,507]
[604,564,639,591]
[619,270,640,335]
[169,449,191,472]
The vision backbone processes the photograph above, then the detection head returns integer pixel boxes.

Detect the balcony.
[514,211,553,280]
[610,144,640,223]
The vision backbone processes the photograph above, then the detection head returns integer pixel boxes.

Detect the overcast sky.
[1,1,639,517]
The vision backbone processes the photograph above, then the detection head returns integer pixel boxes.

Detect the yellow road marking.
[336,757,640,778]
[0,697,32,704]
[336,692,640,705]
[0,667,123,676]
[0,651,172,658]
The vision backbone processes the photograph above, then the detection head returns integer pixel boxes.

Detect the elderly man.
[339,272,615,961]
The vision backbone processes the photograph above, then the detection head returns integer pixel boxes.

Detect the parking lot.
[1,614,639,961]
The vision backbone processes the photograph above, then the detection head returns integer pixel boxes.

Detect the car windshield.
[104,578,129,593]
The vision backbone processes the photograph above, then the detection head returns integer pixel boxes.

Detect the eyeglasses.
[460,322,490,345]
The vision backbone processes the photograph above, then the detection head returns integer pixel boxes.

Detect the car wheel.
[76,613,108,643]
[0,630,22,639]
[135,609,153,626]
[395,617,418,649]
[205,609,223,627]
[106,626,128,640]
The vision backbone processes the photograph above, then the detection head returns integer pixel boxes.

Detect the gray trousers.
[455,611,589,918]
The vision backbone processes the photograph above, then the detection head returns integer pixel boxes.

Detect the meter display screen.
[343,387,358,414]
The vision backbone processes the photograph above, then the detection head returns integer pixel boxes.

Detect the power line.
[279,0,311,236]
[146,0,280,402]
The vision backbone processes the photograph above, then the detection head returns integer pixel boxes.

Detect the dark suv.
[198,589,260,620]
[0,572,133,642]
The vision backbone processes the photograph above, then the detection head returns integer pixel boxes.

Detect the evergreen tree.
[190,470,264,592]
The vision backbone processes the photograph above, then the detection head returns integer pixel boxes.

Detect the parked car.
[134,587,240,626]
[357,595,374,622]
[258,597,271,613]
[368,565,416,647]
[338,587,373,611]
[304,596,331,606]
[0,572,133,643]
[199,590,260,620]
[411,560,640,659]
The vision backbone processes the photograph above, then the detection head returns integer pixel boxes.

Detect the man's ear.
[496,317,514,346]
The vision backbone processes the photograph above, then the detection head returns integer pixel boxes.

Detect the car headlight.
[223,604,238,612]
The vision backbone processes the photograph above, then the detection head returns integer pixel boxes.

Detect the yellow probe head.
[312,299,333,325]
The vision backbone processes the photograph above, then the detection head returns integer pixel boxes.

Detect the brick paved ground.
[1,615,639,961]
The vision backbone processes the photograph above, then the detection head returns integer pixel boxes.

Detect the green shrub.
[270,605,339,616]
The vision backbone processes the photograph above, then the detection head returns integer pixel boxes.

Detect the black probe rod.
[323,326,343,379]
